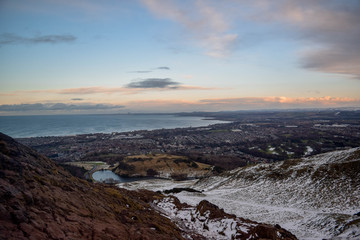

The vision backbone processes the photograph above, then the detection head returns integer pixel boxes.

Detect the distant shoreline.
[0,114,228,139]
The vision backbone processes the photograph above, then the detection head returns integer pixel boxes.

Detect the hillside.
[191,147,360,239]
[0,133,298,239]
[118,147,360,239]
[113,154,212,179]
[0,133,185,240]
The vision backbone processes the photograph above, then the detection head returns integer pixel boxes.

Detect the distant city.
[19,110,360,170]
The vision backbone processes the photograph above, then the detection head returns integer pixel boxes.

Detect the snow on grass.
[117,178,197,192]
[152,197,259,240]
[189,148,360,239]
[117,147,360,240]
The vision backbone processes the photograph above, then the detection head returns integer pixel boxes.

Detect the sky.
[0,0,359,115]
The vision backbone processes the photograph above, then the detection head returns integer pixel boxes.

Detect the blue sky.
[0,0,359,115]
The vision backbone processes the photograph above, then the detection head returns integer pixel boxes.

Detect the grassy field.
[65,161,113,171]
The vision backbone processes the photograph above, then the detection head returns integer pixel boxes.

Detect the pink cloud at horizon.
[123,96,360,113]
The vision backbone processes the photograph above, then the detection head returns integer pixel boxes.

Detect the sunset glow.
[1,0,359,115]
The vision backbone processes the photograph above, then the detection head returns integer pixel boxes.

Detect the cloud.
[125,96,360,113]
[0,103,125,112]
[177,85,216,90]
[0,82,215,100]
[199,96,360,109]
[301,47,360,79]
[129,66,171,73]
[142,0,360,78]
[244,0,360,79]
[58,87,130,95]
[1,96,358,115]
[284,1,360,79]
[156,66,170,70]
[59,84,215,93]
[5,0,113,18]
[126,78,180,89]
[129,70,153,73]
[141,0,238,58]
[0,33,76,45]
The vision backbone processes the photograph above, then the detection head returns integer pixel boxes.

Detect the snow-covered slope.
[152,196,297,240]
[118,147,360,239]
[190,147,360,239]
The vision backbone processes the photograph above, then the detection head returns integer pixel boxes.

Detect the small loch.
[92,170,150,183]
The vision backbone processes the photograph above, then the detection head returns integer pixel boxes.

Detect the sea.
[0,114,227,138]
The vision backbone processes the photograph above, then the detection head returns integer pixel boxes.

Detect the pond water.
[92,170,150,183]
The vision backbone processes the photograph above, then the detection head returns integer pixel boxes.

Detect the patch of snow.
[304,146,313,156]
[117,178,197,192]
[152,197,263,240]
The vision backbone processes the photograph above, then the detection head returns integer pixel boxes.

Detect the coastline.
[0,113,228,138]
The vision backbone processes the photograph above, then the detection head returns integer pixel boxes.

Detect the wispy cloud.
[0,103,125,112]
[269,1,360,79]
[126,78,180,89]
[0,33,76,45]
[6,0,113,18]
[129,70,153,74]
[0,81,214,98]
[1,96,358,115]
[129,66,171,73]
[142,0,360,78]
[237,0,360,79]
[177,85,216,90]
[156,66,170,70]
[141,0,238,58]
[199,96,360,109]
[125,78,215,90]
[58,87,128,95]
[125,96,360,112]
